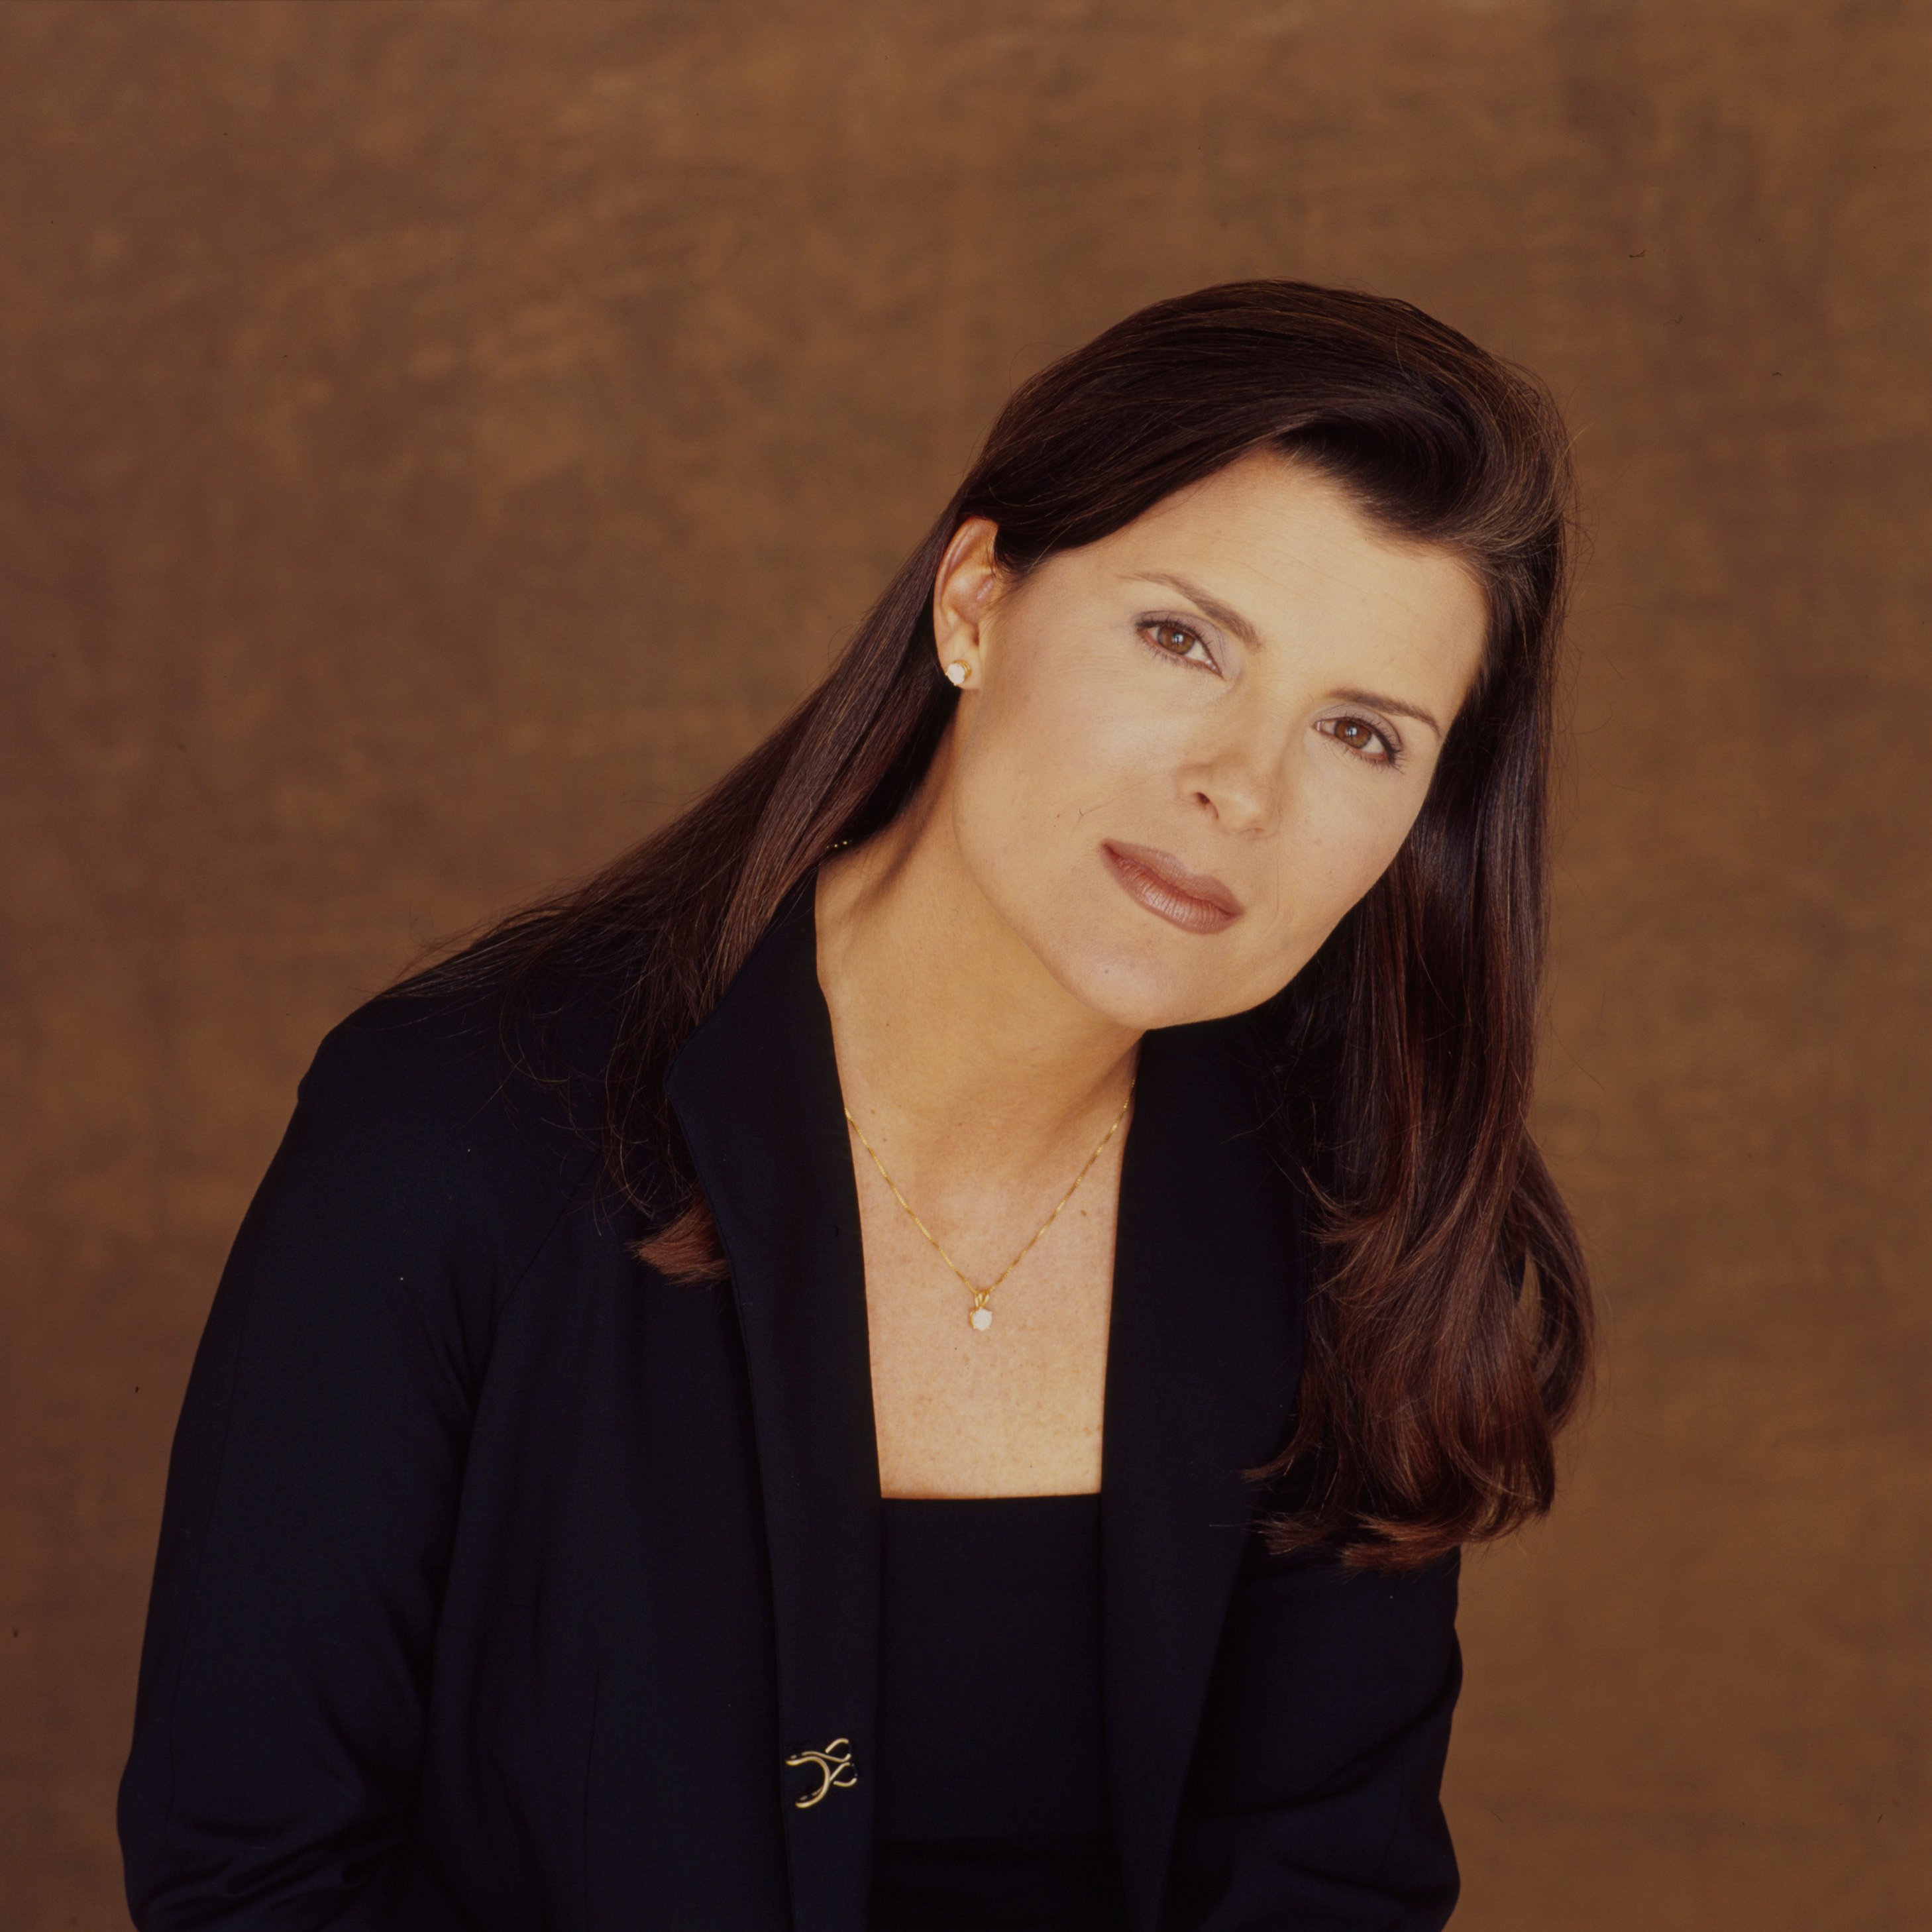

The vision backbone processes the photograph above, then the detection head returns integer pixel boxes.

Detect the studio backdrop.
[1,3,1927,1928]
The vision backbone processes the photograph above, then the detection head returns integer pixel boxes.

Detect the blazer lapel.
[663,872,881,1932]
[1101,1011,1305,1931]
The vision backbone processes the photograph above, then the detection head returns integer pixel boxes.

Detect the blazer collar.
[663,870,1304,1932]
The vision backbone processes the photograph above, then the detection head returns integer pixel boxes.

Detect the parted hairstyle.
[423,280,1593,1572]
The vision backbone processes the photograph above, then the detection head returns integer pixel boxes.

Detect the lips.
[1101,839,1243,935]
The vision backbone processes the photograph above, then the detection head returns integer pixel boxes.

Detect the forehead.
[1095,450,1489,678]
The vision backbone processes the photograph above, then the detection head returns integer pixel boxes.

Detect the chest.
[852,1136,1126,1497]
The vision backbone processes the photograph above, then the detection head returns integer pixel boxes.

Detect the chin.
[1032,912,1240,1034]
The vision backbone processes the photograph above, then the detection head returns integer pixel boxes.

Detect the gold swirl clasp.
[784,1737,859,1809]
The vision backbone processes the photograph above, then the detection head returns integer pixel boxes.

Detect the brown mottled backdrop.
[2,2,1927,1926]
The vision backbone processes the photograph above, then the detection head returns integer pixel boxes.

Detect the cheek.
[1203,751,1425,1004]
[1264,782,1420,953]
[1301,806,1409,898]
[958,639,1164,835]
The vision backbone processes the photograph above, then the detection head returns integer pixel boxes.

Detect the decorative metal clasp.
[784,1737,859,1809]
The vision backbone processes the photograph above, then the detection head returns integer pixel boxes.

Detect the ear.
[932,516,1002,685]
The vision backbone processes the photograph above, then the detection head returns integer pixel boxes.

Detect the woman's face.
[936,449,1491,1030]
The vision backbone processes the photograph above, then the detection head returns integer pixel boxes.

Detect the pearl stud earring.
[945,661,969,687]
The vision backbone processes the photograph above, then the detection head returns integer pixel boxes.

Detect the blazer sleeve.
[1166,1540,1464,1931]
[116,1008,587,1931]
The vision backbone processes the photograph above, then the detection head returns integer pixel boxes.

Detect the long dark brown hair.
[423,280,1592,1572]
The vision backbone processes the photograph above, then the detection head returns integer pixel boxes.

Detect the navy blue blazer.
[118,869,1462,1931]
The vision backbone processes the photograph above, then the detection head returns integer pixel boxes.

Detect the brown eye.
[1138,616,1218,674]
[1320,716,1401,765]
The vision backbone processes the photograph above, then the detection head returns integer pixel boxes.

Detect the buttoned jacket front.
[119,870,1463,1932]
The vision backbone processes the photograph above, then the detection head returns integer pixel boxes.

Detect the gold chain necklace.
[842,1084,1134,1333]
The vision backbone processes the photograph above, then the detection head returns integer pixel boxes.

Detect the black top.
[117,869,1464,1932]
[873,1493,1126,1931]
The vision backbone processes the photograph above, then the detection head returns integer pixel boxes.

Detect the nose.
[1181,716,1287,836]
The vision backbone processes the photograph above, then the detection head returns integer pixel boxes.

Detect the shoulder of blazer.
[284,948,626,1299]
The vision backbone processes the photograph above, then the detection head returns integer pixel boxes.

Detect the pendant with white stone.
[969,1305,993,1332]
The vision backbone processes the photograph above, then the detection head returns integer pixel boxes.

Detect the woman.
[119,280,1591,1932]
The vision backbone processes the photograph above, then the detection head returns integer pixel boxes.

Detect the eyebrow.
[1127,570,1264,649]
[1124,569,1446,740]
[1328,686,1444,739]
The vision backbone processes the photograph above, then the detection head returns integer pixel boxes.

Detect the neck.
[813,737,1140,1197]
